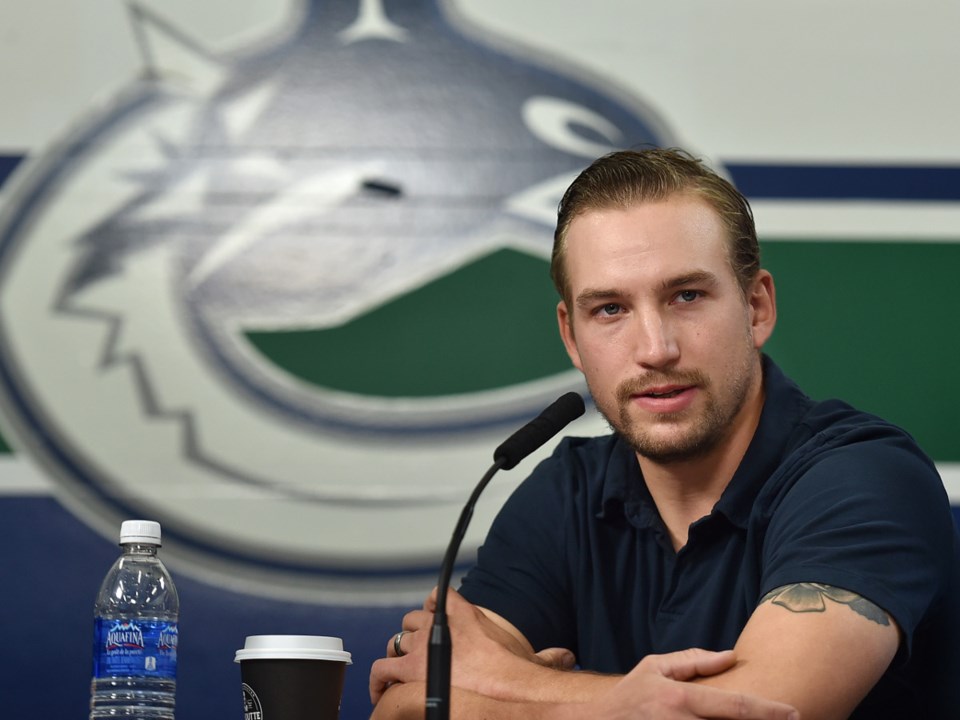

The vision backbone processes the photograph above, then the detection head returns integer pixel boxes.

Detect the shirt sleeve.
[458,439,582,653]
[759,424,955,657]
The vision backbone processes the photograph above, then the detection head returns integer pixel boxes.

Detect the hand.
[582,649,800,720]
[370,587,575,705]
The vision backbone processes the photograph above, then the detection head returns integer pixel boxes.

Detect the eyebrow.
[574,289,626,309]
[660,270,720,292]
[574,270,720,309]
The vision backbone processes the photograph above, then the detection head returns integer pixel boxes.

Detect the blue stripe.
[0,154,23,188]
[724,162,960,201]
[4,151,960,202]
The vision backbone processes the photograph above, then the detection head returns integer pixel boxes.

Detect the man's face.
[557,194,774,464]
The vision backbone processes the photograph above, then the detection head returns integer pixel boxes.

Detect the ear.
[748,269,777,349]
[557,300,584,372]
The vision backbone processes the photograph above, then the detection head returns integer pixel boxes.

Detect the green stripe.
[1,241,954,465]
[245,248,569,397]
[762,239,959,462]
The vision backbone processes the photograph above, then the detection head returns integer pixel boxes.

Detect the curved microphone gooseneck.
[425,392,586,720]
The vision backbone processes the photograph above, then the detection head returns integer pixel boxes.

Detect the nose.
[631,311,680,369]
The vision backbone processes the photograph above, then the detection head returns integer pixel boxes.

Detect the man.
[370,148,960,718]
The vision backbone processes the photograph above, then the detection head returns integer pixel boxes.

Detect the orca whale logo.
[0,0,672,600]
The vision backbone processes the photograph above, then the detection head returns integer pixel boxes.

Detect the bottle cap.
[120,519,162,545]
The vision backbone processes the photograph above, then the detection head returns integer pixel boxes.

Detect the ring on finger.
[393,630,409,657]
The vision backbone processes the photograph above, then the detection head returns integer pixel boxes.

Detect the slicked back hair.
[551,148,760,306]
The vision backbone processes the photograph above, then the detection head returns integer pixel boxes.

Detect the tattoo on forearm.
[761,583,890,626]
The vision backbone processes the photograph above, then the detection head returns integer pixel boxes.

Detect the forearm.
[495,664,619,704]
[369,591,617,712]
[370,681,587,720]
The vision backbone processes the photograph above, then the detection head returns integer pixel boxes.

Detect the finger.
[535,647,577,670]
[402,609,432,631]
[386,630,409,658]
[446,586,472,609]
[369,655,422,706]
[423,586,439,611]
[649,648,738,681]
[424,585,465,615]
[368,657,396,705]
[683,683,799,720]
[441,586,479,618]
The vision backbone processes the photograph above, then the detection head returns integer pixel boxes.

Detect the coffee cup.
[235,635,351,720]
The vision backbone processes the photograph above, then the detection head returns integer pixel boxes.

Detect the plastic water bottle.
[90,520,179,719]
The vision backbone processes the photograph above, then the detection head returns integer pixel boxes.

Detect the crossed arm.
[369,582,899,719]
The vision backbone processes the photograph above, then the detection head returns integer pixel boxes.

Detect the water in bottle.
[90,520,179,719]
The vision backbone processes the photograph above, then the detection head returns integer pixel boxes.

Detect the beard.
[595,353,758,465]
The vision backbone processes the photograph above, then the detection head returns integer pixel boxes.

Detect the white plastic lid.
[234,635,352,664]
[120,520,162,545]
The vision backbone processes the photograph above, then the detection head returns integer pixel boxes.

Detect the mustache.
[616,370,709,402]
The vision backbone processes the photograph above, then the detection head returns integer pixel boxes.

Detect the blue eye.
[676,290,700,303]
[592,303,623,317]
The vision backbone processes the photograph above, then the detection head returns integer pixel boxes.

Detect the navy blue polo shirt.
[459,357,960,718]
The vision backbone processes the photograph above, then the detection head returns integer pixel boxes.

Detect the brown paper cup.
[235,635,351,720]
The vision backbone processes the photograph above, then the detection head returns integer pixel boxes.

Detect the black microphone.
[493,392,587,470]
[425,392,585,720]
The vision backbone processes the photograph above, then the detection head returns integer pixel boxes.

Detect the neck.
[637,378,766,552]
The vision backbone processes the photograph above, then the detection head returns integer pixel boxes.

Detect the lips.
[629,384,698,414]
[640,385,690,399]
[616,371,708,415]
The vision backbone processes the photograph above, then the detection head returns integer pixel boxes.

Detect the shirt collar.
[712,355,813,528]
[597,434,650,522]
